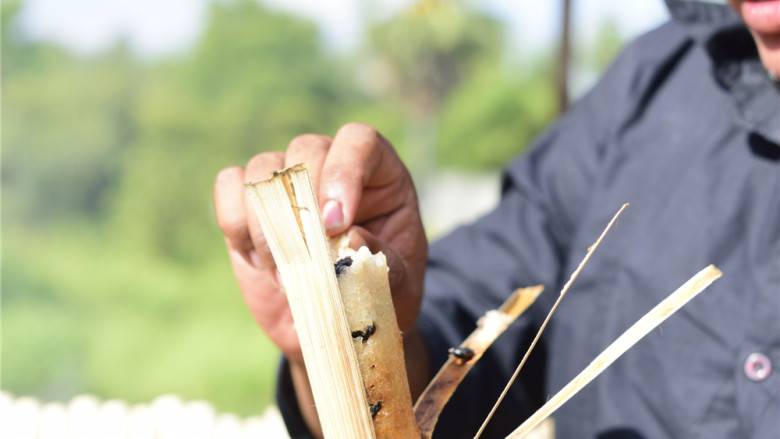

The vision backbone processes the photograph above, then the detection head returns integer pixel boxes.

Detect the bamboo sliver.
[414,286,544,439]
[505,264,723,439]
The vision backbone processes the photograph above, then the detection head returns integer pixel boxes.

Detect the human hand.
[214,123,428,362]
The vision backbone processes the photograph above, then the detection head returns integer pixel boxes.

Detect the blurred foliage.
[437,59,557,170]
[365,0,507,179]
[1,0,624,416]
[576,18,624,73]
[367,0,502,116]
[110,1,358,262]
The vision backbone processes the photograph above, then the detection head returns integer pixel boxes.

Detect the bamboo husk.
[245,165,375,439]
[414,286,544,439]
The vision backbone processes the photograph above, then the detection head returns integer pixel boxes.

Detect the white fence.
[0,392,290,439]
[0,391,557,438]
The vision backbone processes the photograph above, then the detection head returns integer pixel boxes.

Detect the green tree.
[1,0,360,415]
[2,9,137,225]
[1,0,568,416]
[365,0,503,179]
[437,59,557,170]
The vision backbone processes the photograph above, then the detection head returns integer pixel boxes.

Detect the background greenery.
[1,0,624,416]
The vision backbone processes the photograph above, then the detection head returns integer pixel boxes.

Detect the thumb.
[318,123,403,235]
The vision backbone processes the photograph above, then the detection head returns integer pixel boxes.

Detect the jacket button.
[744,352,772,382]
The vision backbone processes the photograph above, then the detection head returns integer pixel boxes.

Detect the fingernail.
[249,250,263,269]
[322,200,344,231]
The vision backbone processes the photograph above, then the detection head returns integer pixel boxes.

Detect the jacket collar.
[665,0,780,146]
[665,0,743,43]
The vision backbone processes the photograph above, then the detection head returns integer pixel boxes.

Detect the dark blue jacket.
[279,1,780,437]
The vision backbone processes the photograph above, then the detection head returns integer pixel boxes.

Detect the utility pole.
[557,0,572,114]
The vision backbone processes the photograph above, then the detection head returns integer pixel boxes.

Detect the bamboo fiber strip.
[505,264,722,439]
[476,203,629,439]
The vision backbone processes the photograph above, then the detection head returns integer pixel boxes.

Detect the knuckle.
[216,208,244,237]
[214,168,244,233]
[217,214,240,236]
[254,233,272,255]
[338,122,379,141]
[245,151,284,180]
[287,133,330,154]
[214,165,242,188]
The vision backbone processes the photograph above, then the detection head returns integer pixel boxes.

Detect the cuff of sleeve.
[275,357,316,439]
[415,309,454,379]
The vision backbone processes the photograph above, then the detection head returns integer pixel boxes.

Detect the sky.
[14,0,669,58]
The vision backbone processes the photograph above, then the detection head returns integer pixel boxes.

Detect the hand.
[214,123,428,362]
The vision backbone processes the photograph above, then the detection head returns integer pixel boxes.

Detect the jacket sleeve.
[415,23,688,437]
[417,98,606,438]
[275,358,316,439]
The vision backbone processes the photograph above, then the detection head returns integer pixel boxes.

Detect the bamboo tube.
[334,244,420,439]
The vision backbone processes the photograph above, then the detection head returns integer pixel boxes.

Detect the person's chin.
[731,0,780,77]
[754,32,780,78]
